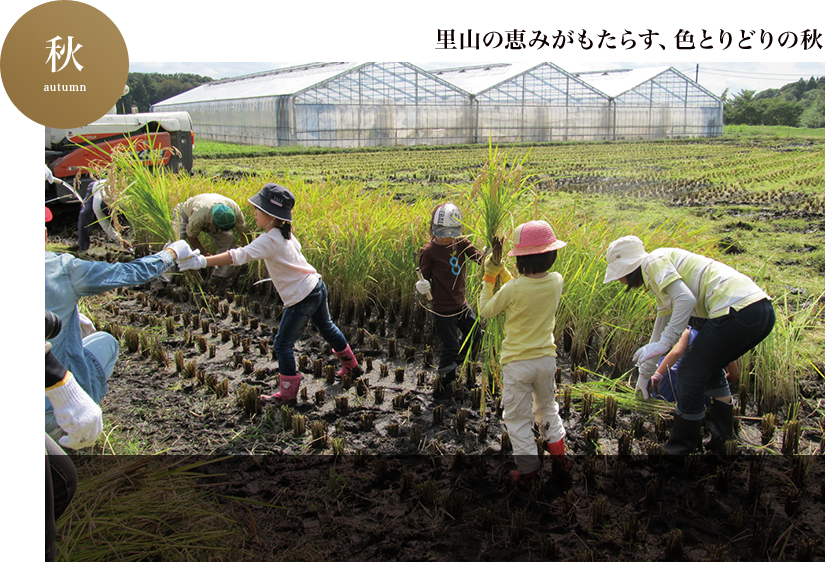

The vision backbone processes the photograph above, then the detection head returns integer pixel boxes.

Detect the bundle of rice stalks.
[464,142,536,402]
[56,456,244,561]
[101,138,179,248]
[568,370,676,417]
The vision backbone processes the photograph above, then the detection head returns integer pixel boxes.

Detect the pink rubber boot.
[262,374,302,405]
[546,438,572,473]
[333,344,361,378]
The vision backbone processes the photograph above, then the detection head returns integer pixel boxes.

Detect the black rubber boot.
[664,414,703,455]
[706,399,735,453]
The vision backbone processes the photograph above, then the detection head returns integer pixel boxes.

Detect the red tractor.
[45,111,194,204]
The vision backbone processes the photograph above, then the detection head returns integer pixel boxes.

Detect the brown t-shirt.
[419,237,483,312]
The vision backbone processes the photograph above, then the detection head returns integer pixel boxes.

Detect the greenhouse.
[152,62,723,148]
[151,62,472,148]
[575,67,724,140]
[430,62,611,143]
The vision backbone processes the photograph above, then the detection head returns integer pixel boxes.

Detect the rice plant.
[740,292,824,413]
[569,370,675,417]
[56,457,241,561]
[462,142,536,400]
[101,138,179,248]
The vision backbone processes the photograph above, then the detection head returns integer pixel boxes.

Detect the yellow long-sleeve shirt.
[478,273,563,366]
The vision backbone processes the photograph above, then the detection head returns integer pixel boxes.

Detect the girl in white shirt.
[179,183,359,404]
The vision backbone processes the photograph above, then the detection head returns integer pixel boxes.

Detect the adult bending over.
[603,235,774,455]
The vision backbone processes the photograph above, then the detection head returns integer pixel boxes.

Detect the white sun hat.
[603,235,648,284]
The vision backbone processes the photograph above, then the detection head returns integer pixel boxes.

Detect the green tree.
[756,98,803,126]
[724,90,760,125]
[800,98,825,128]
[118,72,213,113]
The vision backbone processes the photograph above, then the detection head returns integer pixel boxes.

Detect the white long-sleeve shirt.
[228,230,320,307]
[642,247,769,348]
[90,182,123,244]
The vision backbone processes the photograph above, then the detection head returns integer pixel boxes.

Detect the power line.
[697,66,824,79]
[696,70,807,82]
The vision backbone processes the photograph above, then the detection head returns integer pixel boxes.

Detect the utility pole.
[695,64,699,83]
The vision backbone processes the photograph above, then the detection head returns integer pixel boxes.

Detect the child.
[178,183,359,403]
[648,326,740,403]
[416,202,483,397]
[478,220,569,487]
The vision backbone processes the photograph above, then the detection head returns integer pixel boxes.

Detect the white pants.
[502,355,566,474]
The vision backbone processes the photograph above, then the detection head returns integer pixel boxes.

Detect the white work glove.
[177,252,207,271]
[78,312,97,338]
[635,372,653,400]
[633,351,660,399]
[165,240,196,261]
[632,340,672,366]
[415,279,431,296]
[45,372,103,449]
[45,166,61,184]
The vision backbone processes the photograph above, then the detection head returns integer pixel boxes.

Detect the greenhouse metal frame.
[153,62,723,148]
[153,62,473,148]
[578,66,724,140]
[432,63,612,143]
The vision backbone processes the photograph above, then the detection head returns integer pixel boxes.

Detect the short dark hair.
[516,250,557,275]
[624,266,644,292]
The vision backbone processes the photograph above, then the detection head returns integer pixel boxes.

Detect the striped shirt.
[643,248,769,319]
[478,273,563,365]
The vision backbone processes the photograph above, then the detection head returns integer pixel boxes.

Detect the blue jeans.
[46,332,119,438]
[675,299,775,420]
[274,279,347,376]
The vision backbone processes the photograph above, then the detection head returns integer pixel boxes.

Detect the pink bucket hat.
[508,220,566,256]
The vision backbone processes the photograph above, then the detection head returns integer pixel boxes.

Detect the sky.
[128,61,825,98]
[2,0,824,552]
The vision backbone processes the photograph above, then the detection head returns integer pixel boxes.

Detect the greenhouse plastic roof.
[153,62,366,106]
[570,67,673,98]
[429,62,553,95]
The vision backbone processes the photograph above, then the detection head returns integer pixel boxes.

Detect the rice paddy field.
[51,130,825,561]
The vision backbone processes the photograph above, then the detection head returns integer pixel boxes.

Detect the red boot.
[262,374,302,405]
[333,344,361,378]
[509,470,538,490]
[546,438,572,473]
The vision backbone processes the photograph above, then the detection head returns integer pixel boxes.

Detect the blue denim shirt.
[44,250,174,410]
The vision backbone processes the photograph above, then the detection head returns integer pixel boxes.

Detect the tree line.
[724,76,825,128]
[116,71,825,130]
[112,72,215,114]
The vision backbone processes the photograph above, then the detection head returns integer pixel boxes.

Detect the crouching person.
[45,205,194,438]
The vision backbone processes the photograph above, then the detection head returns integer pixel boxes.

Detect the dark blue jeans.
[77,193,105,251]
[274,278,347,376]
[675,299,775,420]
[432,306,481,375]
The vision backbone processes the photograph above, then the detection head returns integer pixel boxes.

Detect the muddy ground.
[52,228,825,562]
